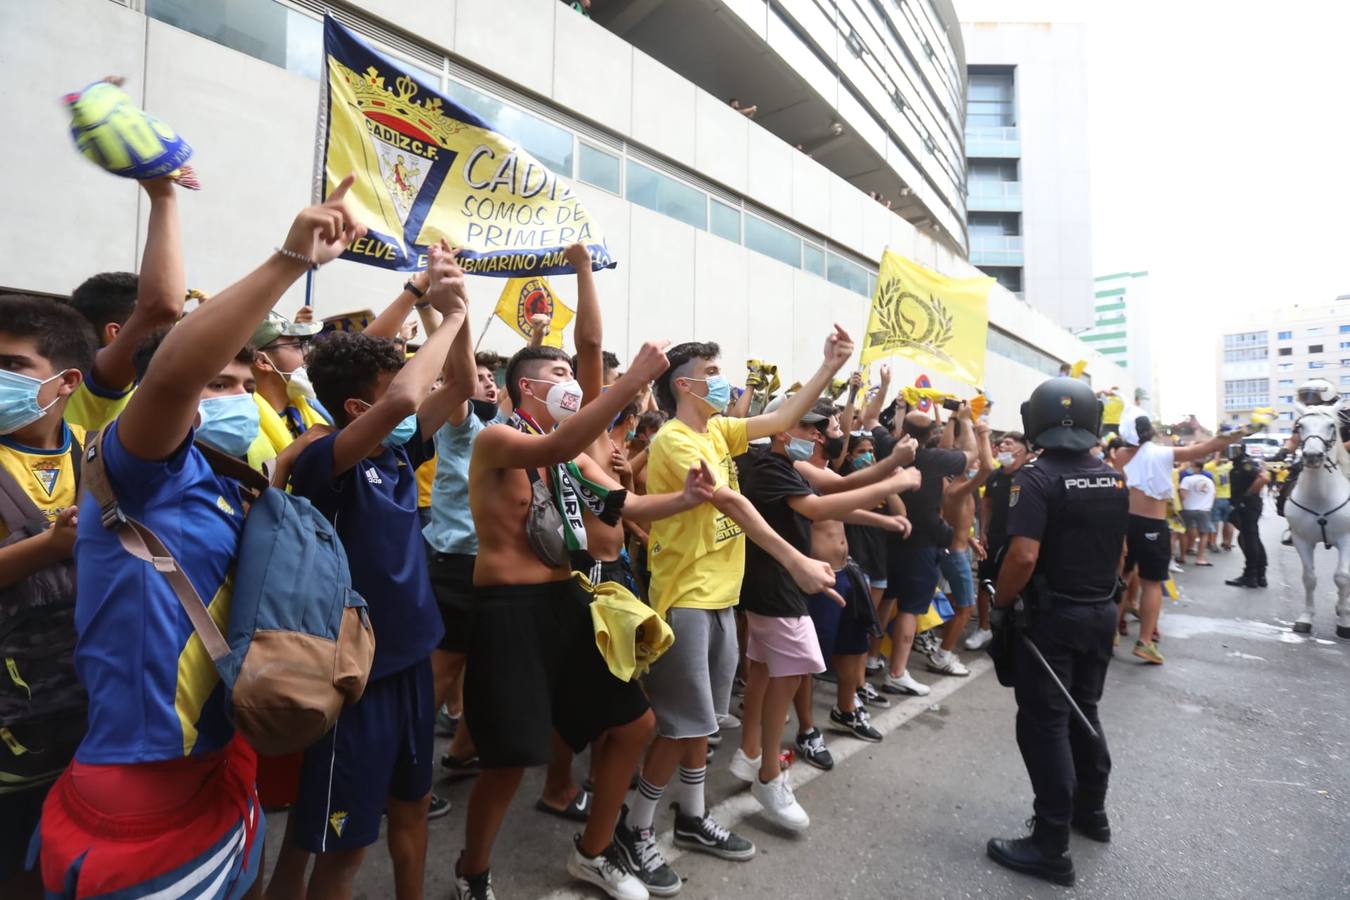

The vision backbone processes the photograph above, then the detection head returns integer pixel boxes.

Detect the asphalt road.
[260,508,1350,899]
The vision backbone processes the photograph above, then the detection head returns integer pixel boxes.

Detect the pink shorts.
[745,612,826,678]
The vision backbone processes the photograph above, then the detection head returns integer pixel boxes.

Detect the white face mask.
[997,451,1015,466]
[527,378,583,423]
[284,366,316,401]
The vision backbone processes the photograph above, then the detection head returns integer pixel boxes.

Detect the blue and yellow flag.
[494,277,574,348]
[317,17,614,277]
[860,250,992,388]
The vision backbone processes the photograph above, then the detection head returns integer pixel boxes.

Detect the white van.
[1242,433,1289,460]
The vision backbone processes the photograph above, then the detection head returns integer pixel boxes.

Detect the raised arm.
[949,419,994,498]
[330,243,467,475]
[440,290,479,430]
[793,435,917,494]
[830,373,861,469]
[528,314,550,349]
[1174,432,1240,464]
[787,467,918,522]
[711,486,840,602]
[567,243,605,405]
[860,364,891,429]
[90,177,186,392]
[118,176,363,461]
[474,341,670,471]
[746,325,854,441]
[365,269,429,340]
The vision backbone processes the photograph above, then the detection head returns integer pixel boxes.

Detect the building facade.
[959,1,1094,331]
[1,0,1134,430]
[1217,296,1350,427]
[1077,271,1160,411]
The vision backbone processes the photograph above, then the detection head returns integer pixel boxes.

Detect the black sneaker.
[671,803,755,861]
[812,669,838,683]
[428,792,451,820]
[441,752,481,777]
[856,681,891,709]
[794,727,834,770]
[452,863,496,900]
[615,805,682,896]
[829,705,882,743]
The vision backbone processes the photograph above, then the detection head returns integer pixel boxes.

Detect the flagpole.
[474,315,494,351]
[304,269,316,308]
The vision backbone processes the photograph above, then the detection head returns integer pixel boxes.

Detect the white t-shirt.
[1179,473,1215,511]
[1123,441,1176,500]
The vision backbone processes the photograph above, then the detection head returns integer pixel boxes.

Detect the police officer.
[1224,442,1269,588]
[985,377,1128,888]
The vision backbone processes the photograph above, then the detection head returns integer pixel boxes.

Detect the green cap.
[249,311,322,350]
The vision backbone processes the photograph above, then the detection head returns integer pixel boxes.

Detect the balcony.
[966,180,1022,212]
[970,234,1024,267]
[965,126,1021,158]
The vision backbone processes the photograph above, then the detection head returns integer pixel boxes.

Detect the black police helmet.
[1020,377,1102,452]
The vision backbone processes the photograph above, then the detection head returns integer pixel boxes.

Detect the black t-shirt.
[983,468,1015,550]
[892,446,968,549]
[1229,457,1262,500]
[1007,449,1128,600]
[737,447,815,617]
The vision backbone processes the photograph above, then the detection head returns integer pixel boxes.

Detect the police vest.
[1036,465,1129,602]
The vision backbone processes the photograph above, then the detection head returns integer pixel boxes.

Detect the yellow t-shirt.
[63,379,133,431]
[0,424,87,542]
[1102,395,1125,427]
[1205,460,1232,499]
[416,457,437,509]
[646,416,749,616]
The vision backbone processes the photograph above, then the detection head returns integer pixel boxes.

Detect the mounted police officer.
[985,377,1129,888]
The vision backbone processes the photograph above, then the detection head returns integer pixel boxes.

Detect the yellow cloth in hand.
[576,573,674,682]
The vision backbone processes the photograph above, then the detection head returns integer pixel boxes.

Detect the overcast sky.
[1085,0,1350,424]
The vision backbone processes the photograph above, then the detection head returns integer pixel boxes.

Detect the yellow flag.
[1070,359,1088,379]
[860,250,992,387]
[494,277,574,348]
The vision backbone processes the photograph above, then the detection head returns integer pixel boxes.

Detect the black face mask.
[470,399,499,423]
[823,434,846,459]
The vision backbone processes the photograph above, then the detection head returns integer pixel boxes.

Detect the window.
[826,253,870,297]
[1223,378,1269,411]
[147,0,322,80]
[1223,331,1267,348]
[987,327,1061,376]
[1279,395,1294,403]
[1307,326,1324,335]
[743,216,800,268]
[577,143,620,194]
[1341,341,1350,349]
[1278,362,1293,371]
[1277,347,1292,356]
[625,161,705,230]
[802,243,825,276]
[966,68,1015,128]
[1309,344,1324,354]
[709,200,741,243]
[1309,361,1325,369]
[1341,324,1350,333]
[446,82,574,176]
[1279,379,1295,387]
[1342,359,1350,367]
[1278,331,1292,340]
[1224,347,1268,362]
[1341,375,1350,385]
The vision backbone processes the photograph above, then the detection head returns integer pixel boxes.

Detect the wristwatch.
[404,279,425,299]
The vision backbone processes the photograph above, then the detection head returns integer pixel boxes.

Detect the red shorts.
[38,735,264,899]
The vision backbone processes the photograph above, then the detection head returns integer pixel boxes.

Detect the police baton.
[1018,634,1100,741]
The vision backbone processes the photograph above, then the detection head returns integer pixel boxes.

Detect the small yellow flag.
[493,277,574,348]
[860,250,991,387]
[1070,359,1088,379]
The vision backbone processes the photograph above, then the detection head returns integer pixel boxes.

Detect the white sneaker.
[964,628,993,650]
[882,670,931,697]
[717,712,742,730]
[1169,561,1183,573]
[927,649,970,677]
[567,839,650,900]
[750,771,809,831]
[728,747,760,783]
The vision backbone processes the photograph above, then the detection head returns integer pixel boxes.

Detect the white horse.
[1285,405,1350,638]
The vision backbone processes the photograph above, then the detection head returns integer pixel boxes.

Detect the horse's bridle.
[1290,411,1350,547]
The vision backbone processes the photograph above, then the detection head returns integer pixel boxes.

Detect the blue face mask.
[0,369,69,435]
[687,375,732,412]
[383,414,418,448]
[625,430,637,442]
[853,452,875,468]
[196,393,260,458]
[787,436,817,461]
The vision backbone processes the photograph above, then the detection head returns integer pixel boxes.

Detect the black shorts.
[1125,514,1171,582]
[464,579,650,769]
[884,542,944,614]
[845,523,887,582]
[427,548,475,653]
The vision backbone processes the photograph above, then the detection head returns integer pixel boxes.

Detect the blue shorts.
[293,657,435,852]
[938,548,976,609]
[808,569,871,658]
[884,543,944,615]
[1211,498,1232,526]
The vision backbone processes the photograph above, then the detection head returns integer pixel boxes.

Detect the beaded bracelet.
[274,246,319,270]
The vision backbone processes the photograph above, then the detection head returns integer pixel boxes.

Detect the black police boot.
[987,817,1075,887]
[1225,574,1257,587]
[1256,571,1268,588]
[1071,792,1111,843]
